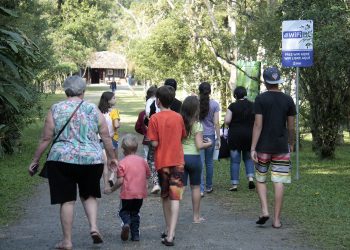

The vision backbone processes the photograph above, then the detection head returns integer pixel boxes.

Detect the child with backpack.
[98,91,120,190]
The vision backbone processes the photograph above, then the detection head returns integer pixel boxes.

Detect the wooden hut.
[85,51,128,84]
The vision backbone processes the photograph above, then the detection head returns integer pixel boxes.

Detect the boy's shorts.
[255,152,291,184]
[158,165,184,200]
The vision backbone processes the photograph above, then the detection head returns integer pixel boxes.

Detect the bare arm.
[214,111,221,148]
[251,114,263,163]
[151,140,158,147]
[111,176,123,192]
[28,111,55,174]
[224,109,232,126]
[287,115,295,152]
[98,111,118,169]
[195,131,212,149]
[114,118,120,130]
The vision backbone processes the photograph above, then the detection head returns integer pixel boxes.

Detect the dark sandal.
[162,238,175,246]
[90,231,103,244]
[272,223,282,229]
[256,216,270,225]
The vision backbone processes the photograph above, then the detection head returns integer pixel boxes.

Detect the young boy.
[147,85,186,246]
[105,133,150,241]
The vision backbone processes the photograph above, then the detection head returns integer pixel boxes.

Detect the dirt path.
[0,134,313,250]
[0,86,313,249]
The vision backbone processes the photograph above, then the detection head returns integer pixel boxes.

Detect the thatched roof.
[88,51,127,69]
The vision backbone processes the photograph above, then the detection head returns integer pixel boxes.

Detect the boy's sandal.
[161,232,175,240]
[162,238,175,246]
[90,231,103,244]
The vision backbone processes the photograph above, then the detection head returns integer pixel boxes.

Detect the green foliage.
[49,0,114,68]
[0,6,42,156]
[281,0,350,158]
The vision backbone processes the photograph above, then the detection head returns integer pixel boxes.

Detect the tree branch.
[203,37,261,83]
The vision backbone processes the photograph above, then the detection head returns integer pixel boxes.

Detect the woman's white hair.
[63,75,86,97]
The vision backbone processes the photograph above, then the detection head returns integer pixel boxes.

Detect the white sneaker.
[151,185,161,194]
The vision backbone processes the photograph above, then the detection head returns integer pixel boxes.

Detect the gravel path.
[0,86,314,249]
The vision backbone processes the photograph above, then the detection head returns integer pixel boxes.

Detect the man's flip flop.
[256,216,270,225]
[90,231,103,244]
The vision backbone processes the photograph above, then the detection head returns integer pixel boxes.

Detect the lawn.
[0,86,349,249]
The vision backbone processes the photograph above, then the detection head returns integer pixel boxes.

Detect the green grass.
[213,139,350,249]
[1,87,349,249]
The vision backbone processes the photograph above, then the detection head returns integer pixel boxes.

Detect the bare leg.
[191,185,202,222]
[58,201,75,249]
[273,182,284,227]
[102,150,109,190]
[256,181,269,217]
[164,199,180,241]
[81,196,99,233]
[162,197,171,237]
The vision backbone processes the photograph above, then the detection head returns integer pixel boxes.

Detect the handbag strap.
[47,100,84,155]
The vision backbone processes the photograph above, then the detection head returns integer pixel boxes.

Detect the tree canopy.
[1,0,349,158]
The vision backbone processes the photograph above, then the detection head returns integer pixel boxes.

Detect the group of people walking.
[28,66,296,249]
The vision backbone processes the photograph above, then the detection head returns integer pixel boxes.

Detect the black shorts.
[47,161,104,204]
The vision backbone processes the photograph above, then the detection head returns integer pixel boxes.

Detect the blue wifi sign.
[282,20,313,67]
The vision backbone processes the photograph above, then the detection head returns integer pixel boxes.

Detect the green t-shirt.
[182,122,203,155]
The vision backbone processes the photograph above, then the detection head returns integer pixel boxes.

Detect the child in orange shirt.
[105,134,150,241]
[147,85,186,246]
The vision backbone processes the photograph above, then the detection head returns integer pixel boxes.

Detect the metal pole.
[295,67,300,180]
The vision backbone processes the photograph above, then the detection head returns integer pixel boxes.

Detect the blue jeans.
[200,134,215,192]
[230,150,254,185]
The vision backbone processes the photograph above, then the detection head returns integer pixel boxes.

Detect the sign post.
[282,20,313,180]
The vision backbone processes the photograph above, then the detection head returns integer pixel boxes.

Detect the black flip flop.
[162,238,175,246]
[272,223,282,229]
[256,216,270,225]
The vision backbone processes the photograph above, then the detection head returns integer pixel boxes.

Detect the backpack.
[103,112,114,137]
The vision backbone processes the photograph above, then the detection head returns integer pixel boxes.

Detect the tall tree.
[281,0,350,158]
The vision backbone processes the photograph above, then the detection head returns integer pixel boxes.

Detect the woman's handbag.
[39,100,83,178]
[218,124,230,160]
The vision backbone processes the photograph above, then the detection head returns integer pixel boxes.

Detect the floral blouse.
[47,99,103,165]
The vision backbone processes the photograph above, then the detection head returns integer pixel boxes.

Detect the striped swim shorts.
[255,152,291,184]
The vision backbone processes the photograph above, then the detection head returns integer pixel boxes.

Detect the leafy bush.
[0,6,42,156]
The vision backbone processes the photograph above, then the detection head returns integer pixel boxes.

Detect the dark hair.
[233,86,247,100]
[146,85,157,101]
[156,85,175,108]
[98,91,114,113]
[164,78,177,91]
[181,96,199,138]
[198,82,211,121]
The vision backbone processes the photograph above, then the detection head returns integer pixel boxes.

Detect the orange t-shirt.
[147,110,186,170]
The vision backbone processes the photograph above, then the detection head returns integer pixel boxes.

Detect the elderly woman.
[28,76,118,250]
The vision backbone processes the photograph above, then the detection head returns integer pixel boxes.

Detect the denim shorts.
[112,139,118,149]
